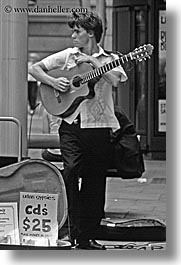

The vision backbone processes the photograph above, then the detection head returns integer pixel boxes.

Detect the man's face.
[71,25,91,48]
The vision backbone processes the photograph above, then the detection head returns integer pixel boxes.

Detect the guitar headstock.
[131,44,154,62]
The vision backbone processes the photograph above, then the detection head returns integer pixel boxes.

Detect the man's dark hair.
[68,11,103,43]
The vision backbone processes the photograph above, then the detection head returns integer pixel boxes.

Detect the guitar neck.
[81,52,133,84]
[80,44,154,84]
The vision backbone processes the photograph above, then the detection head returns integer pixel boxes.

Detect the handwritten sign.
[19,192,59,246]
[0,203,20,245]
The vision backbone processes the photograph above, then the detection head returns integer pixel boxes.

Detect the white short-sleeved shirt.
[42,46,127,131]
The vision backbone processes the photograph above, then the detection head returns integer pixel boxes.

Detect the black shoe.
[76,240,106,250]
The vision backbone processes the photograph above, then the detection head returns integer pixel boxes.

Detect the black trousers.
[59,120,112,242]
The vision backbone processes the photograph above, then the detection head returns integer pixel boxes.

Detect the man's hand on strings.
[51,77,70,92]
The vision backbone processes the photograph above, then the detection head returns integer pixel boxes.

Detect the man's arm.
[29,61,70,92]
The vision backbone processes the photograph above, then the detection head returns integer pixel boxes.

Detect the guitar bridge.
[54,90,62,103]
[56,94,62,103]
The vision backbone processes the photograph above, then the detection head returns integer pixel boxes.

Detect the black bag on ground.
[109,107,145,179]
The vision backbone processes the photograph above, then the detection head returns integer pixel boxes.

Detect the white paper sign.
[19,192,59,246]
[0,202,20,245]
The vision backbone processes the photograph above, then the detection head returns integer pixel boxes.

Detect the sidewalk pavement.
[100,159,166,249]
[105,159,166,223]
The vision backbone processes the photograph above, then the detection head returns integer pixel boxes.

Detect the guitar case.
[0,159,67,231]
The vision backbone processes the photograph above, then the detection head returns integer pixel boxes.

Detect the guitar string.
[81,57,125,84]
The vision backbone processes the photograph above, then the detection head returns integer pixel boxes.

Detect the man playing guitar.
[29,11,127,250]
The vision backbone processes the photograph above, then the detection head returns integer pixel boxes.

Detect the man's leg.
[59,121,82,242]
[78,128,111,243]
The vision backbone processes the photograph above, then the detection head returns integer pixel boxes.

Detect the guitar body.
[0,159,67,230]
[40,63,95,117]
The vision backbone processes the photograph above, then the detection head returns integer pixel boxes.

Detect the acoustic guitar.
[39,44,154,118]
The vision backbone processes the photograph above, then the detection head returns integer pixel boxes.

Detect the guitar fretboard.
[81,53,133,84]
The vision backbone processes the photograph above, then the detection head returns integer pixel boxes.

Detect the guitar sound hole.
[72,76,82,88]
